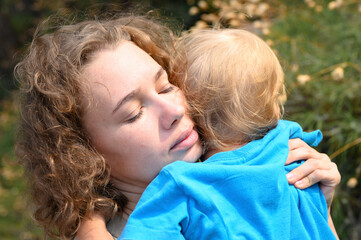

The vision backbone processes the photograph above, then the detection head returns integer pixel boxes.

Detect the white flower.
[201,13,219,23]
[266,39,274,47]
[229,19,241,27]
[198,0,208,10]
[328,1,337,9]
[307,1,316,8]
[255,3,270,16]
[224,11,237,20]
[331,67,344,81]
[328,0,343,9]
[297,74,311,85]
[262,28,270,35]
[253,20,263,29]
[315,5,323,12]
[189,6,199,16]
[347,177,358,188]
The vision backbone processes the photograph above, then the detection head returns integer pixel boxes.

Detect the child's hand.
[77,211,114,240]
[285,138,341,208]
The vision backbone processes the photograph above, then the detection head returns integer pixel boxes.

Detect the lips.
[170,127,199,151]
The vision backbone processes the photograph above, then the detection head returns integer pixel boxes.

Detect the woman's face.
[81,41,203,187]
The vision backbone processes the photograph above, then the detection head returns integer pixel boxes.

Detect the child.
[118,29,337,239]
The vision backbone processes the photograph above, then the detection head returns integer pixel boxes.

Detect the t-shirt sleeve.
[118,170,188,240]
[285,120,323,147]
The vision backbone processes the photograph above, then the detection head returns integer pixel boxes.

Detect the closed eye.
[159,86,174,94]
[126,107,144,123]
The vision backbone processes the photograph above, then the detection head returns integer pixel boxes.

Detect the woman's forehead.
[80,42,163,111]
[83,42,159,82]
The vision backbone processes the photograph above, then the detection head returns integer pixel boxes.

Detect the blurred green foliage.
[0,95,44,239]
[0,0,360,239]
[271,2,361,239]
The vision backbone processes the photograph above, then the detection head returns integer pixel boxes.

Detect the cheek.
[110,131,157,163]
[107,140,166,184]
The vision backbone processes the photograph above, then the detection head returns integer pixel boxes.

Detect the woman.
[15,14,340,240]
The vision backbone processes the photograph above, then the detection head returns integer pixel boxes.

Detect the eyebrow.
[111,67,165,115]
[154,67,165,83]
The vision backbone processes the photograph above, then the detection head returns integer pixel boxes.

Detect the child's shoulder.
[277,119,303,129]
[160,160,197,177]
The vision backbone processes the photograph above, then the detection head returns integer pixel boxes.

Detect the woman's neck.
[202,148,220,160]
[110,177,147,221]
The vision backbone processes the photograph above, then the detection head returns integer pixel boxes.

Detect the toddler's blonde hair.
[177,29,286,152]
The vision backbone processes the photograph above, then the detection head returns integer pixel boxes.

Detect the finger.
[294,165,340,190]
[285,145,319,165]
[286,141,331,165]
[288,138,307,150]
[293,169,326,189]
[286,158,331,184]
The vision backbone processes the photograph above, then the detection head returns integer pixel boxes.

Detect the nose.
[159,97,186,130]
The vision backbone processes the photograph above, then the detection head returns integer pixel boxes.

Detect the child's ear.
[278,92,287,106]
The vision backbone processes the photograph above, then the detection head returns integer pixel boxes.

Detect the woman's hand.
[285,138,340,239]
[285,138,341,208]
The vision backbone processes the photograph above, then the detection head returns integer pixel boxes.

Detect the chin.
[184,145,203,163]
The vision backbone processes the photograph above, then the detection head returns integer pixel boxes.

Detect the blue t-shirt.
[119,120,336,240]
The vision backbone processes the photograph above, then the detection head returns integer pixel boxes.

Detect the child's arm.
[76,212,114,240]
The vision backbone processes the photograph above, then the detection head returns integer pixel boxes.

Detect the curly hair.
[14,14,178,239]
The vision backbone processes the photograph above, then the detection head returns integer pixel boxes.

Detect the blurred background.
[0,0,360,239]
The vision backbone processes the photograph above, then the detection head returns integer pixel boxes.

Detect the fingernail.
[286,173,294,181]
[296,180,303,186]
